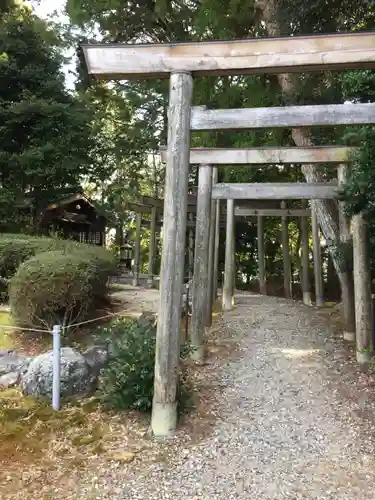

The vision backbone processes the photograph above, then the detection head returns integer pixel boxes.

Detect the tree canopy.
[0,1,96,230]
[1,0,375,287]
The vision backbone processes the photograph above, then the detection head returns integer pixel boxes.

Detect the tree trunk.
[256,0,353,298]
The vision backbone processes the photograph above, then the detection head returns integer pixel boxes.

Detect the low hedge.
[9,248,117,328]
[0,234,71,283]
[0,234,118,302]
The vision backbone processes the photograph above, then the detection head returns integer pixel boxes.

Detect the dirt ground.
[2,291,375,499]
[110,284,160,315]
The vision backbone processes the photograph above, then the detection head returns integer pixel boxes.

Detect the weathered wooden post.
[213,199,220,301]
[206,167,217,326]
[151,71,193,436]
[222,199,235,311]
[311,206,324,307]
[352,213,373,365]
[257,215,266,294]
[281,201,292,299]
[337,164,356,341]
[232,225,236,296]
[301,201,311,305]
[191,165,213,360]
[132,212,142,286]
[147,205,157,288]
[188,212,194,279]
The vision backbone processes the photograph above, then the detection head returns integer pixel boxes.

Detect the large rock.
[83,344,108,376]
[0,349,32,377]
[0,371,20,389]
[21,347,96,398]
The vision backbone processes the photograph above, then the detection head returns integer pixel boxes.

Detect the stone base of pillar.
[343,330,355,342]
[356,350,372,366]
[190,344,205,362]
[222,292,234,311]
[151,401,177,438]
[303,292,312,306]
[315,296,324,308]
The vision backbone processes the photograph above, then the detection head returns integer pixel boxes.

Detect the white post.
[311,207,324,307]
[222,199,235,311]
[352,213,373,366]
[52,324,61,411]
[191,164,213,360]
[151,71,193,437]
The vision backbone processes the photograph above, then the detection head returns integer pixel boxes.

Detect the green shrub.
[0,234,118,302]
[99,318,191,413]
[9,248,117,328]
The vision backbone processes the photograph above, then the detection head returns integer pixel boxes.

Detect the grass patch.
[0,388,107,466]
[0,310,15,350]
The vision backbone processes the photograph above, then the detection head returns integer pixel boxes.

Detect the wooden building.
[39,192,106,246]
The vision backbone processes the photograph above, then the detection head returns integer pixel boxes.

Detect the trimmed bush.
[9,248,117,328]
[0,234,118,302]
[99,317,191,413]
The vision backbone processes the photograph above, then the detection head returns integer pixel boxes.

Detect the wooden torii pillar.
[337,165,356,341]
[206,167,218,326]
[311,208,324,307]
[147,205,158,288]
[222,199,235,311]
[301,200,312,305]
[132,212,142,286]
[190,164,212,361]
[83,31,375,436]
[257,214,267,295]
[281,201,292,299]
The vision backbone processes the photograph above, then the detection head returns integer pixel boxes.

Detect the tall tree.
[0,1,93,230]
[254,0,375,290]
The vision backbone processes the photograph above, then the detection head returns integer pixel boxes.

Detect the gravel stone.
[70,294,375,499]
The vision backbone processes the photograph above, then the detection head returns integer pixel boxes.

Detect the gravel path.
[79,294,375,499]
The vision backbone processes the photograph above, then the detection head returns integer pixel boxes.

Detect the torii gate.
[161,145,353,342]
[83,32,375,437]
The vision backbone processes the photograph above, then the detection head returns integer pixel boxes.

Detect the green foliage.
[0,233,118,298]
[341,71,375,103]
[0,2,93,231]
[64,0,375,285]
[330,239,353,274]
[340,126,375,278]
[340,127,375,216]
[99,318,156,412]
[99,318,190,413]
[0,234,66,279]
[0,234,68,301]
[8,246,117,328]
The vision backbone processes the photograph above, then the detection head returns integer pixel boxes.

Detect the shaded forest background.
[1,0,375,297]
